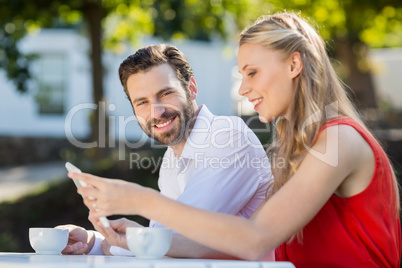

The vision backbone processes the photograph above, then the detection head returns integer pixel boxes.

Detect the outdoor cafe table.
[0,253,295,268]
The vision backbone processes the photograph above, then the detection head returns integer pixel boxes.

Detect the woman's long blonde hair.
[239,12,400,239]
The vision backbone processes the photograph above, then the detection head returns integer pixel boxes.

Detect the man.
[58,44,272,258]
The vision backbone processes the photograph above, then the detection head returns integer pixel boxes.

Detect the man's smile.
[153,116,176,130]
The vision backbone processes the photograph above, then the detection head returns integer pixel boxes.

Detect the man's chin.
[154,135,183,146]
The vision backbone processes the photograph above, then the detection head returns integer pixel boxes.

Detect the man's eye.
[137,101,146,106]
[162,91,172,97]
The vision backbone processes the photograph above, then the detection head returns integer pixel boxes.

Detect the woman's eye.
[137,101,146,106]
[248,71,256,77]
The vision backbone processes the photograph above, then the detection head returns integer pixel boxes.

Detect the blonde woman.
[71,12,401,267]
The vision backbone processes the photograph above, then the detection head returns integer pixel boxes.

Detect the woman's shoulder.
[309,120,373,178]
[319,121,371,157]
[317,122,376,197]
[321,116,375,151]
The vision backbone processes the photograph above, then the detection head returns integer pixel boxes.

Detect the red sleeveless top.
[275,117,401,267]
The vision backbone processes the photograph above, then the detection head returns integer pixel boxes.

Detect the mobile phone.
[65,162,110,228]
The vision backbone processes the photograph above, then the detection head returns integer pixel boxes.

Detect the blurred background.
[0,0,401,256]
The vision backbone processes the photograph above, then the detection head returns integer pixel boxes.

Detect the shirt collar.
[174,105,214,159]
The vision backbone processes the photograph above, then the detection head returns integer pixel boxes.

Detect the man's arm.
[55,224,97,255]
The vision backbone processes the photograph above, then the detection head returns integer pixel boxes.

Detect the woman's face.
[237,43,300,123]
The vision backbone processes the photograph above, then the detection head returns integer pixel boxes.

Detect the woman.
[71,12,401,267]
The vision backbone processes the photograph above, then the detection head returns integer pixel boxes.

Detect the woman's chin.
[258,115,269,123]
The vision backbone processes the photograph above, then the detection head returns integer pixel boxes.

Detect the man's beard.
[139,99,195,146]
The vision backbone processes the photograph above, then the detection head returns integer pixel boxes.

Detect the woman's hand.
[67,172,149,218]
[89,216,142,250]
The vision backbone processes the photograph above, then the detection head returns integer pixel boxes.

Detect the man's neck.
[170,105,202,157]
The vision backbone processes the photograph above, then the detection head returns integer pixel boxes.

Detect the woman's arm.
[167,234,243,259]
[89,215,247,259]
[74,125,369,260]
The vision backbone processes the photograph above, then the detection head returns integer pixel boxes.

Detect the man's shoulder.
[209,115,263,145]
[196,106,250,133]
[210,115,250,133]
[189,106,265,155]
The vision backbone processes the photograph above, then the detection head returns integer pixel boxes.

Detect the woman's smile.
[250,97,263,111]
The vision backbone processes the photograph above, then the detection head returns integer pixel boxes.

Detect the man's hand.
[89,216,142,250]
[100,239,112,256]
[55,225,95,255]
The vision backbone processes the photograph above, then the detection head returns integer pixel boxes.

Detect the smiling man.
[57,44,273,259]
[127,63,197,152]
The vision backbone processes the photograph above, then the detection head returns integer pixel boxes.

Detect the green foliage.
[0,233,20,252]
[2,0,401,94]
[102,3,154,53]
[0,0,77,93]
[360,6,402,48]
[258,0,402,48]
[0,0,266,92]
[0,0,126,93]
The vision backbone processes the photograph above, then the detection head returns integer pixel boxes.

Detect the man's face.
[127,63,195,145]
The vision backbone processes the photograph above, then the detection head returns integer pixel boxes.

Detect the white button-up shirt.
[91,105,272,255]
[150,105,272,227]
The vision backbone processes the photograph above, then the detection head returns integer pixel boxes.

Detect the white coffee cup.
[29,228,68,255]
[126,227,172,259]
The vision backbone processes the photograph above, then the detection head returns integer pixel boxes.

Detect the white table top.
[0,253,295,268]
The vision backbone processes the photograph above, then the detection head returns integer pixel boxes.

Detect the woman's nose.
[238,81,251,96]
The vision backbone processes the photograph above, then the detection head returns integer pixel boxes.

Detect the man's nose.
[151,104,166,119]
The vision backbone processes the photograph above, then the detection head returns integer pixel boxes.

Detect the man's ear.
[289,52,303,79]
[188,77,198,100]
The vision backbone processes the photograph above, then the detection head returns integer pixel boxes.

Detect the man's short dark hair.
[119,44,194,100]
